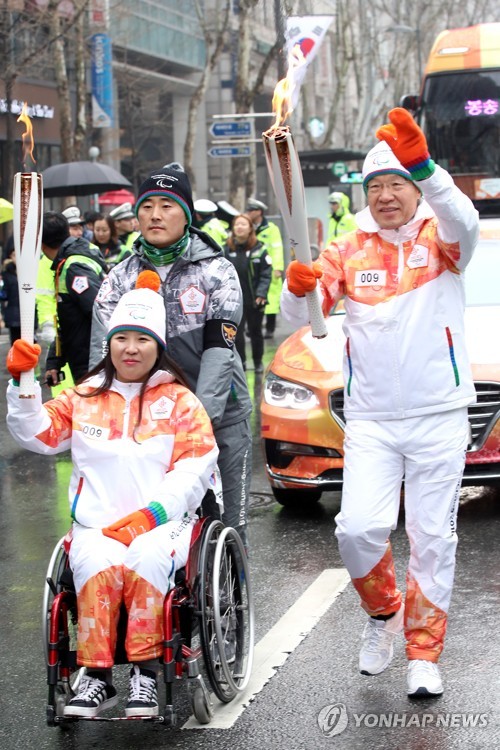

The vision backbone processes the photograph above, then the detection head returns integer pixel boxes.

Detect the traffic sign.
[210,120,252,138]
[208,145,252,158]
[332,161,347,176]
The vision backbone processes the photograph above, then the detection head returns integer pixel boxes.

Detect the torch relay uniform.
[281,141,479,676]
[7,268,221,716]
[7,370,217,664]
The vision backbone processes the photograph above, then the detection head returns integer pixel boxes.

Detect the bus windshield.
[420,70,500,177]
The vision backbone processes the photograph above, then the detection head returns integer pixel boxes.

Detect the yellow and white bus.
[403,23,500,215]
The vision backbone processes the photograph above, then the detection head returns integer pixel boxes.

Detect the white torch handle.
[304,287,327,338]
[13,172,43,398]
[263,128,327,338]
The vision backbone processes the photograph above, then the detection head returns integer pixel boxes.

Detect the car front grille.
[329,382,500,453]
[329,388,345,428]
[468,381,500,451]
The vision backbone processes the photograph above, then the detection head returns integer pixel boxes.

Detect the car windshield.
[464,239,500,306]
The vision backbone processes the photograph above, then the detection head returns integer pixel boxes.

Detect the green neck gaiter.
[140,231,190,266]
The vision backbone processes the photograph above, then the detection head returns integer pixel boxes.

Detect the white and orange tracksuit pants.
[69,517,196,668]
[335,408,469,663]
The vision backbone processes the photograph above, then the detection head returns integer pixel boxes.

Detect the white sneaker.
[407,660,443,697]
[359,605,404,675]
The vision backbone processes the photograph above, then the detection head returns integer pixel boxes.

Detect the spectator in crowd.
[223,213,272,374]
[92,213,132,268]
[83,210,102,243]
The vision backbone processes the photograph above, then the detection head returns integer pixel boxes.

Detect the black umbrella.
[42,161,132,198]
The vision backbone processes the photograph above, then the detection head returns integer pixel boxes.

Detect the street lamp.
[88,145,100,212]
[385,24,423,82]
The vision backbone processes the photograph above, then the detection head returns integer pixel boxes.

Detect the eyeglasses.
[367,179,413,196]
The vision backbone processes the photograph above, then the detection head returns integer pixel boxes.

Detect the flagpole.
[274,0,286,79]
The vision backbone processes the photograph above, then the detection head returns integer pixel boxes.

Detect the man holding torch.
[281,109,479,697]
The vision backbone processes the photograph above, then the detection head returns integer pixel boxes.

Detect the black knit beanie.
[135,163,194,224]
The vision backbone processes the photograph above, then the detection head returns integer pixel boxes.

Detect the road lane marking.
[183,567,350,730]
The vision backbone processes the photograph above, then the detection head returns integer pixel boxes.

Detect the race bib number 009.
[354,269,387,287]
[78,423,110,440]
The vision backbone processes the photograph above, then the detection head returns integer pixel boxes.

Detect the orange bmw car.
[261,219,500,507]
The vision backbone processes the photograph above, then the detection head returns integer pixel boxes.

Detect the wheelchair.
[42,517,254,727]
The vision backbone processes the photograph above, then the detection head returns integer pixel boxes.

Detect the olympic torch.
[13,103,43,397]
[262,51,327,338]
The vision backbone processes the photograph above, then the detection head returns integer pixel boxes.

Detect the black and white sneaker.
[64,672,118,717]
[125,665,159,717]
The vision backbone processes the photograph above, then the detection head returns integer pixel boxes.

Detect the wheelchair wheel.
[43,537,80,726]
[190,681,213,725]
[199,521,254,703]
[42,537,69,663]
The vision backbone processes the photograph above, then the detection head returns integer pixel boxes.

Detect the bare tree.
[0,0,90,193]
[229,0,279,208]
[295,0,499,156]
[183,0,231,192]
[47,0,90,162]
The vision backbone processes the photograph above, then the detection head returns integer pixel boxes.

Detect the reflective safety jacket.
[256,219,284,315]
[46,237,108,381]
[200,217,228,248]
[327,192,357,243]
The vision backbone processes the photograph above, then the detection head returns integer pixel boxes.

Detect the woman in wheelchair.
[6,271,219,720]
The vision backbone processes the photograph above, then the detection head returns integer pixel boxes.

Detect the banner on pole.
[91,33,114,128]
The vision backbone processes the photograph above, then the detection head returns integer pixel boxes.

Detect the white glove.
[39,321,56,344]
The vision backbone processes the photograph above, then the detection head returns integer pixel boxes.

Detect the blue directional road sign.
[208,145,252,158]
[210,120,252,138]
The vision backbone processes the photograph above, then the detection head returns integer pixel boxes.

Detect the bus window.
[405,23,500,215]
[420,70,500,176]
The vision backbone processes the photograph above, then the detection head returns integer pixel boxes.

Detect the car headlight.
[263,374,319,410]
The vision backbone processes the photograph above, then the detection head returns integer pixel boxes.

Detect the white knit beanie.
[362,141,415,192]
[107,271,166,348]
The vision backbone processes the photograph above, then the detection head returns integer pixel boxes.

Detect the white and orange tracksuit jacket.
[282,164,479,419]
[7,371,219,667]
[281,164,480,661]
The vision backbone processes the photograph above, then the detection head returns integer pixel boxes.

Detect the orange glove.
[102,502,166,546]
[6,339,41,381]
[286,260,323,297]
[376,107,435,181]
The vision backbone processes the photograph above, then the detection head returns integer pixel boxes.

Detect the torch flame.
[271,44,307,130]
[17,102,36,169]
